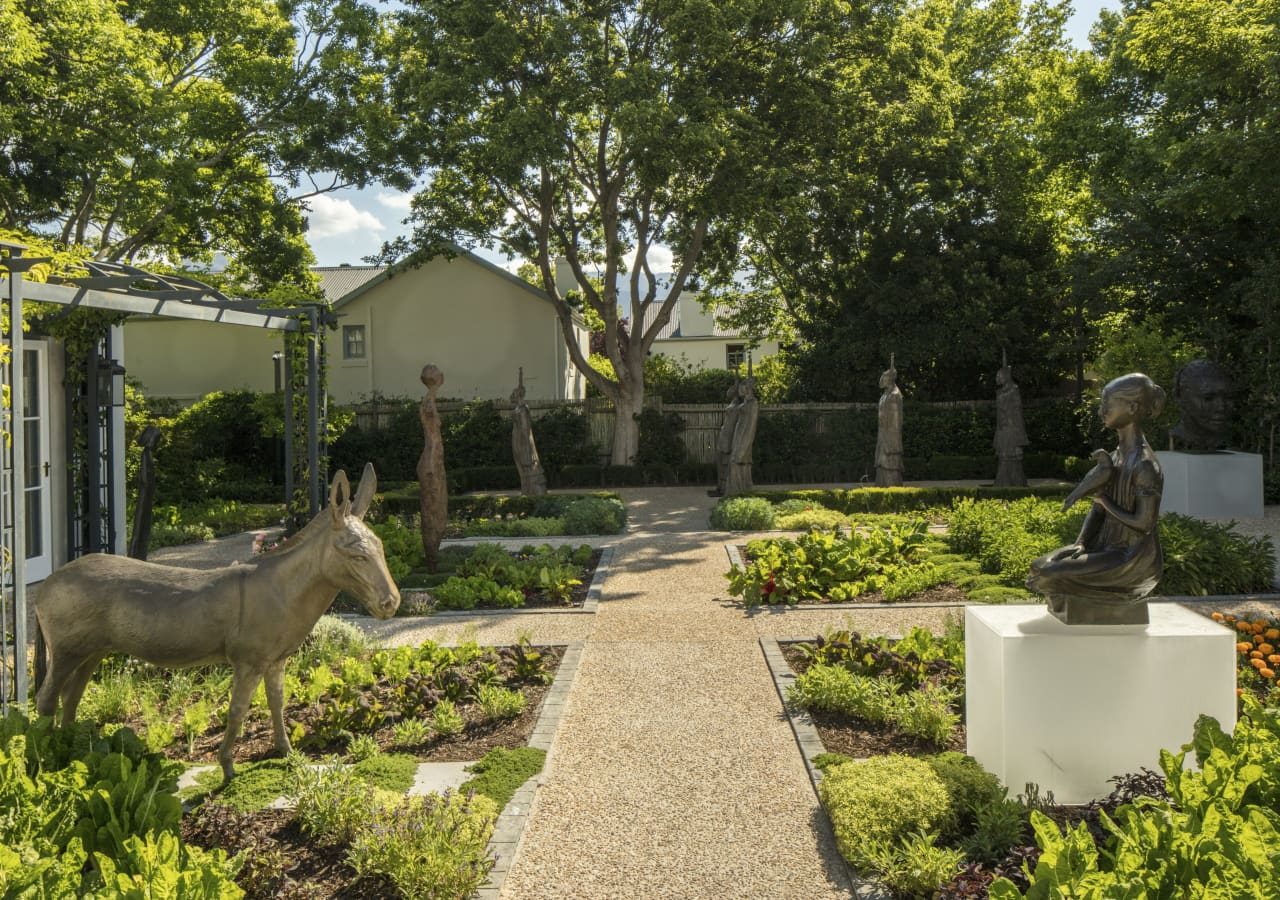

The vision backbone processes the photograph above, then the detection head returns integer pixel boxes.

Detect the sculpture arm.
[1073,503,1105,549]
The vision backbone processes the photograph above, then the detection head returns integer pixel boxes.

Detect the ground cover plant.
[343,532,600,613]
[75,618,560,767]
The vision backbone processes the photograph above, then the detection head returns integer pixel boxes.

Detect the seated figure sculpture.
[1027,373,1166,625]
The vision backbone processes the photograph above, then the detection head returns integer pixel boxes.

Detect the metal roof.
[314,265,388,305]
[640,297,743,341]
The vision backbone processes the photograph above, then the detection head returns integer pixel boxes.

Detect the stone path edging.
[481,640,584,899]
[759,637,891,900]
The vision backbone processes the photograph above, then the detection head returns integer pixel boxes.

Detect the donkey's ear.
[329,470,352,527]
[351,462,377,520]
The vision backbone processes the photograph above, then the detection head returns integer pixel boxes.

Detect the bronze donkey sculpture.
[35,463,400,781]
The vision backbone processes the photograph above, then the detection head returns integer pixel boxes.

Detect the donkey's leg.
[219,666,263,782]
[58,654,106,725]
[35,651,83,720]
[264,660,292,756]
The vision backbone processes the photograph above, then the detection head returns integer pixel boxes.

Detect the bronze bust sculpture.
[1169,359,1233,452]
[875,355,904,487]
[1027,373,1166,625]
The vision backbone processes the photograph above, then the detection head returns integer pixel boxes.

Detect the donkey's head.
[323,464,400,619]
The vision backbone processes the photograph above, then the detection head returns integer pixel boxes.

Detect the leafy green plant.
[434,575,524,610]
[183,700,214,755]
[346,734,380,763]
[924,752,1004,840]
[346,791,498,900]
[392,718,432,748]
[476,685,526,722]
[92,830,244,898]
[789,666,960,744]
[1159,513,1276,595]
[294,615,367,672]
[774,506,849,531]
[431,701,465,738]
[710,496,776,531]
[862,830,963,898]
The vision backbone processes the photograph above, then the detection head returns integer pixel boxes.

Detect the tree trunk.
[610,392,643,465]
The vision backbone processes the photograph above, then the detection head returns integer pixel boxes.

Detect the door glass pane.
[25,490,42,558]
[24,427,40,483]
[22,349,38,417]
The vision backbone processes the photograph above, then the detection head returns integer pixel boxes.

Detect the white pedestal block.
[1158,450,1264,519]
[966,605,1236,805]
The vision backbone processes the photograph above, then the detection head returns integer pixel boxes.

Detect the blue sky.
[304,1,1115,271]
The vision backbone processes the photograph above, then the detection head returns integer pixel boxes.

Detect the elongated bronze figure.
[875,355,904,487]
[993,352,1029,487]
[511,368,547,496]
[1027,373,1166,625]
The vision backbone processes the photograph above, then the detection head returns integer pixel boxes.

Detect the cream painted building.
[644,292,781,372]
[124,249,591,403]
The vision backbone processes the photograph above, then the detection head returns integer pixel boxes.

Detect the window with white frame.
[725,344,746,370]
[342,324,366,359]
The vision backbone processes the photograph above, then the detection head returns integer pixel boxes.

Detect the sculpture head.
[322,464,400,620]
[878,366,897,390]
[1172,359,1232,450]
[1099,373,1166,431]
[420,364,444,396]
[738,377,756,400]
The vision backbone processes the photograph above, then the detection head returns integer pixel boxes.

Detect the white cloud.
[376,191,414,211]
[640,243,674,274]
[305,195,384,238]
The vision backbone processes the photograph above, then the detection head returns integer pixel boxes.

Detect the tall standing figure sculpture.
[711,380,742,497]
[993,351,1030,487]
[725,368,759,497]
[875,355,904,487]
[510,368,547,495]
[1027,373,1166,625]
[418,364,448,572]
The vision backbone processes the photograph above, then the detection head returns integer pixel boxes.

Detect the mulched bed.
[140,647,564,765]
[183,803,397,900]
[736,546,969,605]
[780,642,965,755]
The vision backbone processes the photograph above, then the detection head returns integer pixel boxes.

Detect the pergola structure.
[0,240,335,712]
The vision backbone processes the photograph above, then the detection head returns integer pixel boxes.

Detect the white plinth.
[966,605,1236,804]
[1158,450,1264,519]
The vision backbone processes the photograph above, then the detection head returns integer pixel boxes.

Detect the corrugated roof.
[313,265,388,304]
[640,298,742,340]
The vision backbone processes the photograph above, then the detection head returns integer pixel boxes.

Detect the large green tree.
[1079,0,1280,461]
[383,0,834,462]
[1,0,411,284]
[722,0,1085,401]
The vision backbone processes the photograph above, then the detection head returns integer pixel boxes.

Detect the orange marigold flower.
[1238,642,1253,653]
[1267,628,1280,640]
[1237,622,1252,632]
[1260,643,1275,655]
[1268,654,1280,665]
[1262,669,1276,679]
[1236,688,1246,697]
[1251,650,1265,659]
[1211,612,1225,622]
[1251,658,1267,669]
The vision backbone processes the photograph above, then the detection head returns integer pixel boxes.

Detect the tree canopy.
[382,0,836,461]
[1,0,412,285]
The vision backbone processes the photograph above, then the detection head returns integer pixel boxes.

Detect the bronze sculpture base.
[1046,595,1150,626]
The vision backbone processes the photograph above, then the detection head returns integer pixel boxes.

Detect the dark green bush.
[635,407,687,466]
[746,486,1070,516]
[710,497,776,530]
[561,497,627,535]
[1159,514,1277,595]
[924,752,1004,841]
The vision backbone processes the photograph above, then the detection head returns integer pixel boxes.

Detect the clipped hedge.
[740,485,1070,516]
[373,489,624,525]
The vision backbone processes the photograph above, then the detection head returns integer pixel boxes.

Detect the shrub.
[345,734,380,763]
[960,796,1027,865]
[789,667,897,720]
[431,701,465,738]
[561,496,627,534]
[710,496,776,531]
[476,685,526,721]
[291,757,375,845]
[774,507,849,531]
[296,616,368,672]
[433,576,524,610]
[1159,513,1276,595]
[392,718,432,748]
[889,685,961,745]
[635,407,688,466]
[347,791,497,900]
[817,755,952,868]
[863,831,964,898]
[924,752,1005,840]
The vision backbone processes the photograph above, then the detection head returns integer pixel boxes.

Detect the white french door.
[21,342,53,582]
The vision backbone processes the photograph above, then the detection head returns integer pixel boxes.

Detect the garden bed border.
[759,636,889,899]
[401,545,615,618]
[480,640,584,899]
